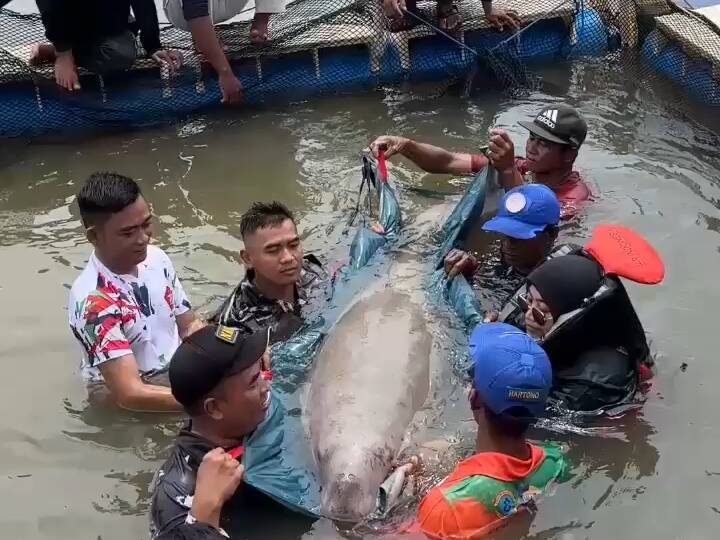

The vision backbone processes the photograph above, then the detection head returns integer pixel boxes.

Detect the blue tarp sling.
[239,153,402,517]
[238,159,492,518]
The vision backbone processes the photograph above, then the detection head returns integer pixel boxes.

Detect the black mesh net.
[0,0,718,138]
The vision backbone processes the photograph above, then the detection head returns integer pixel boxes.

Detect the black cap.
[169,325,269,409]
[518,104,588,148]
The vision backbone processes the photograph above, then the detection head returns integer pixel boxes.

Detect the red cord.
[228,446,245,459]
[378,150,388,183]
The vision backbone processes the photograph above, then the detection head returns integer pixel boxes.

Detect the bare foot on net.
[250,13,272,46]
[29,43,57,66]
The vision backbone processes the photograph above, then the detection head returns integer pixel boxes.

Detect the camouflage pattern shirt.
[209,254,331,342]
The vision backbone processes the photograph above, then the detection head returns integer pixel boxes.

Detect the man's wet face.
[524,134,573,174]
[243,219,303,286]
[500,231,554,274]
[214,360,271,437]
[92,196,153,270]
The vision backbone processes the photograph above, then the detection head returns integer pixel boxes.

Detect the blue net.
[6,0,713,138]
[237,150,512,515]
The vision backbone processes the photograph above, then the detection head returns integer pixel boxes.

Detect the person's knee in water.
[211,201,330,340]
[417,323,569,539]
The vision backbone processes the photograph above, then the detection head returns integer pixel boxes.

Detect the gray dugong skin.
[306,286,431,521]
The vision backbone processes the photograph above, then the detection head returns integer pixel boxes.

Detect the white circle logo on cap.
[505,192,527,214]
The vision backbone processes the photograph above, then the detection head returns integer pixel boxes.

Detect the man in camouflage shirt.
[210,202,332,343]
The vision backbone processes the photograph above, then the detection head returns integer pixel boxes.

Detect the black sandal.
[437,1,462,33]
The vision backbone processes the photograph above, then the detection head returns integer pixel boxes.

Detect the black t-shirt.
[150,429,316,540]
[209,254,331,342]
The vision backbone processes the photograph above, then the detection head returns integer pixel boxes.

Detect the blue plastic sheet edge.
[428,165,493,329]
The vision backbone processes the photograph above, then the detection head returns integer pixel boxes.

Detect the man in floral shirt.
[69,172,204,411]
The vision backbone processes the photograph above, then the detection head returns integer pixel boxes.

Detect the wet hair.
[483,406,533,438]
[240,201,296,239]
[77,172,142,228]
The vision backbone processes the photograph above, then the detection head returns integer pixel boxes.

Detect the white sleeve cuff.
[185,514,230,538]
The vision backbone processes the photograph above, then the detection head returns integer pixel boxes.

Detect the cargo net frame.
[0,0,719,137]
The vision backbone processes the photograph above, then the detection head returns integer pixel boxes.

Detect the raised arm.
[154,448,244,540]
[488,128,523,190]
[369,135,487,176]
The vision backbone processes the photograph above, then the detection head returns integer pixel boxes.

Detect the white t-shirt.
[68,245,191,382]
[163,0,286,31]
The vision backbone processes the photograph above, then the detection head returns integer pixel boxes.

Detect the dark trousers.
[74,30,138,75]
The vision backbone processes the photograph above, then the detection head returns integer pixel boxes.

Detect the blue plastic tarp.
[239,160,492,518]
[241,154,402,517]
[428,165,493,329]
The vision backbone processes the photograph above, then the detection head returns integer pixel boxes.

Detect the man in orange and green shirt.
[418,323,570,539]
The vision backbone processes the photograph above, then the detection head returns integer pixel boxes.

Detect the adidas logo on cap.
[535,109,558,130]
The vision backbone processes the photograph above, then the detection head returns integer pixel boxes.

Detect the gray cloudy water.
[1,57,719,540]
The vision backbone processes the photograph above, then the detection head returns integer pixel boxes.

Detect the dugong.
[305,281,432,521]
[304,194,469,522]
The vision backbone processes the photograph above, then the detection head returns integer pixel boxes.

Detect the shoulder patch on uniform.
[216,325,239,344]
[494,490,517,517]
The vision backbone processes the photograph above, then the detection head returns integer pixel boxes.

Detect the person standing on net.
[68,172,205,412]
[31,0,181,92]
[383,0,521,33]
[370,104,592,220]
[164,0,287,105]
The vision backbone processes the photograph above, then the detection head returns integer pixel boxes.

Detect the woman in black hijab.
[519,254,651,412]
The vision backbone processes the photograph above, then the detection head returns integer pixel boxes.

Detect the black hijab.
[525,254,651,411]
[527,254,604,319]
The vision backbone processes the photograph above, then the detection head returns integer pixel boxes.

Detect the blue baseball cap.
[469,323,552,417]
[482,184,560,240]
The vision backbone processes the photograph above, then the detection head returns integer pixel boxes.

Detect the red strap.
[228,446,245,459]
[377,150,388,183]
[261,370,273,381]
[585,224,665,284]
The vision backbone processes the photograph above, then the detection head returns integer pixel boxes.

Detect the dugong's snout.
[321,472,378,522]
